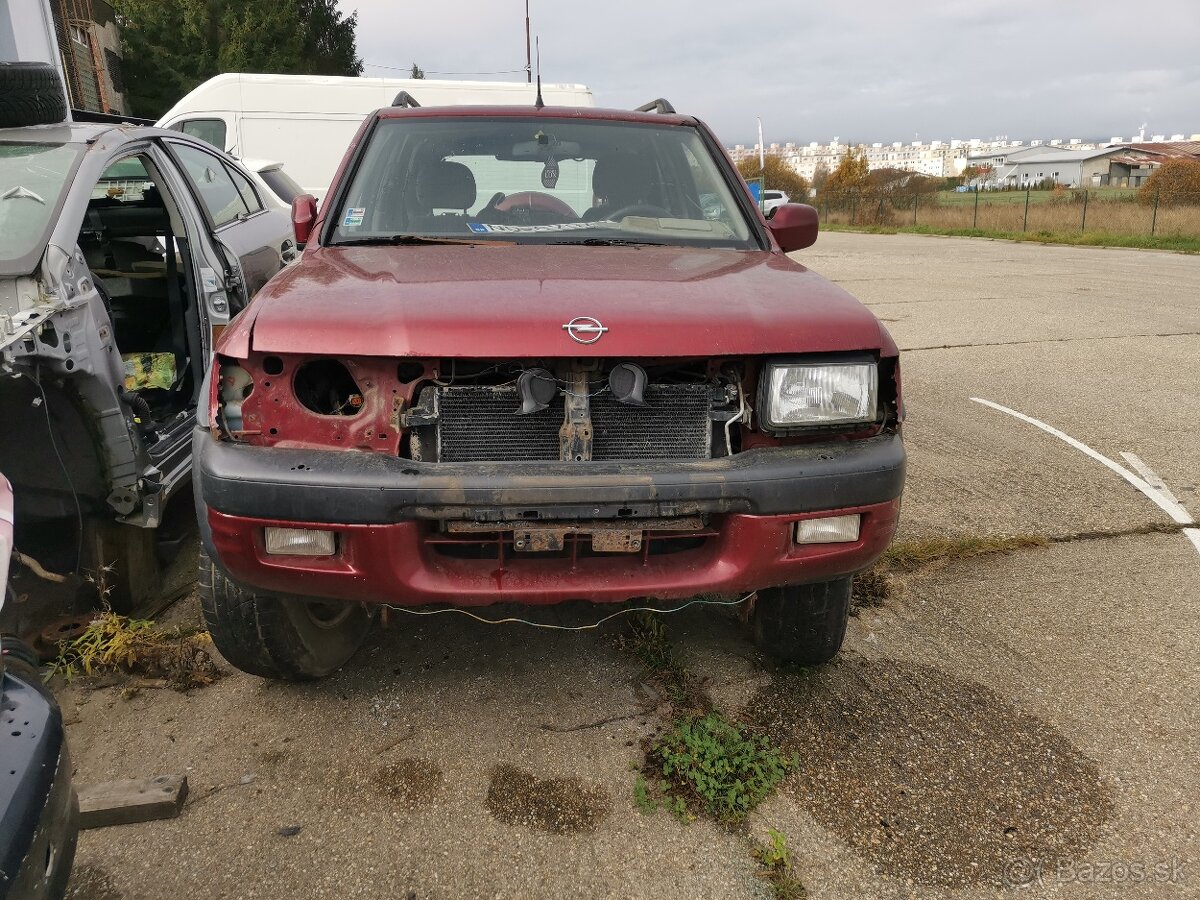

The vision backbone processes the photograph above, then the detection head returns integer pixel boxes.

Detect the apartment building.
[48,0,128,115]
[730,136,1105,182]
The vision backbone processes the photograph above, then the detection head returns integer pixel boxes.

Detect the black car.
[0,471,77,899]
[0,636,78,899]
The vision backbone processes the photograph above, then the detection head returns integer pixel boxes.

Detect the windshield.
[328,117,757,249]
[259,166,303,205]
[0,142,84,274]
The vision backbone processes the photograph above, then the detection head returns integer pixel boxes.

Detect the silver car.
[0,122,294,610]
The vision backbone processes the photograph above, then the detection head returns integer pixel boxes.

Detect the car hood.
[230,245,893,358]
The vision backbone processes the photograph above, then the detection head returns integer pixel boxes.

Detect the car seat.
[582,152,657,221]
[408,161,476,233]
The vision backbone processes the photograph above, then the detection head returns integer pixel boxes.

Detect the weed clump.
[649,712,794,824]
[620,612,703,707]
[851,533,1049,613]
[882,535,1048,573]
[48,611,222,690]
[754,828,807,899]
[850,568,893,611]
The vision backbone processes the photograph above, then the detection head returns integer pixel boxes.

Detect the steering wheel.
[496,191,577,218]
[606,203,673,221]
[478,191,507,217]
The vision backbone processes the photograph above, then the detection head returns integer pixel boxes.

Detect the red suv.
[193,98,905,680]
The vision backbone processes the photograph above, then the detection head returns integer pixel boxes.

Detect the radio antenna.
[525,0,532,83]
[534,37,544,109]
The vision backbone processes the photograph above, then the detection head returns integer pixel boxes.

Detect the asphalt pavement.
[62,233,1200,900]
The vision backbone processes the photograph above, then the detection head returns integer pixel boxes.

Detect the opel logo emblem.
[563,316,609,344]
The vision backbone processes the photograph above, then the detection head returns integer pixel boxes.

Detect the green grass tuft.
[881,535,1049,573]
[851,534,1049,613]
[754,828,808,899]
[623,612,696,705]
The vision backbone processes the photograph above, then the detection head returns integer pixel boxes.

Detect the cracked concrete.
[903,331,1200,352]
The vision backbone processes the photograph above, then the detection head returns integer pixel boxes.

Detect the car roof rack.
[391,91,421,108]
[635,98,676,114]
[72,108,156,127]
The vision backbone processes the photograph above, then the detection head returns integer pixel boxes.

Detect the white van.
[156,73,595,199]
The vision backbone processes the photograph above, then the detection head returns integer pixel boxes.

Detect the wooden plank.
[77,775,189,829]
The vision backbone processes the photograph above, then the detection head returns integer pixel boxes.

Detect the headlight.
[762,361,878,428]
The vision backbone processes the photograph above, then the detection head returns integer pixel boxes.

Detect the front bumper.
[0,664,79,900]
[195,429,905,606]
[195,429,905,524]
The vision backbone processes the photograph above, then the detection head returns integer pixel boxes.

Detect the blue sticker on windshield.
[467,222,489,234]
[342,207,365,227]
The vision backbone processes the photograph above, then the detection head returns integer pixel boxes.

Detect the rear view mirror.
[508,139,582,160]
[767,203,819,252]
[291,194,318,247]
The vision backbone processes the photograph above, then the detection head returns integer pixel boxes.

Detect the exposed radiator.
[435,386,563,462]
[411,383,714,462]
[591,384,711,460]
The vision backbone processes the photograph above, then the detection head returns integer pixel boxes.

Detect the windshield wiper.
[334,234,479,247]
[549,238,667,247]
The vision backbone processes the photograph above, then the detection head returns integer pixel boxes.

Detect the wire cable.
[27,364,84,573]
[383,592,755,631]
[363,63,528,76]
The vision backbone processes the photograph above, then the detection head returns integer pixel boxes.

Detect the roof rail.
[391,91,421,108]
[71,108,156,127]
[636,98,676,114]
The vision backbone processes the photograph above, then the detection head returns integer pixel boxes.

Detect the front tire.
[752,578,851,665]
[198,546,371,680]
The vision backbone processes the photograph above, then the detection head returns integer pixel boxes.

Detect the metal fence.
[816,189,1200,237]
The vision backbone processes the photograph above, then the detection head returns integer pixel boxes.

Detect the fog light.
[264,527,336,556]
[795,515,861,545]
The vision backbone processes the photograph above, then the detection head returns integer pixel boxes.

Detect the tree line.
[113,0,363,117]
[739,147,1200,210]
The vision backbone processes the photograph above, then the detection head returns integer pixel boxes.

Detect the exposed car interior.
[77,154,202,429]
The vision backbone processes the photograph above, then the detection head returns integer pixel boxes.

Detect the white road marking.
[1120,452,1187,509]
[1121,452,1200,556]
[970,397,1200,558]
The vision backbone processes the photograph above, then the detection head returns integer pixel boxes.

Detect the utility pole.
[757,116,765,213]
[525,0,532,83]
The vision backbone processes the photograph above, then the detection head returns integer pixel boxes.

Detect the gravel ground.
[59,233,1199,899]
[750,657,1114,888]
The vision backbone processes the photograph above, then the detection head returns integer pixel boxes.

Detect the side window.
[92,155,150,201]
[178,118,227,151]
[224,163,263,215]
[171,143,249,227]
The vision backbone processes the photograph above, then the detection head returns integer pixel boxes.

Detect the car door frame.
[34,133,229,528]
[158,136,292,333]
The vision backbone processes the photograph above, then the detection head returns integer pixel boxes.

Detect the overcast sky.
[348,0,1200,147]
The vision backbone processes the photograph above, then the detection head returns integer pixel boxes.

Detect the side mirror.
[291,194,318,247]
[767,203,819,252]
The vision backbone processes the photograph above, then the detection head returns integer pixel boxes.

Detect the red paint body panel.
[225,245,893,360]
[207,500,900,607]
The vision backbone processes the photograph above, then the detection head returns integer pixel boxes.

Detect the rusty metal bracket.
[559,370,591,462]
[589,530,643,552]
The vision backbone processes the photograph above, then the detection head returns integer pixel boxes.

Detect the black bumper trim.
[195,428,905,525]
